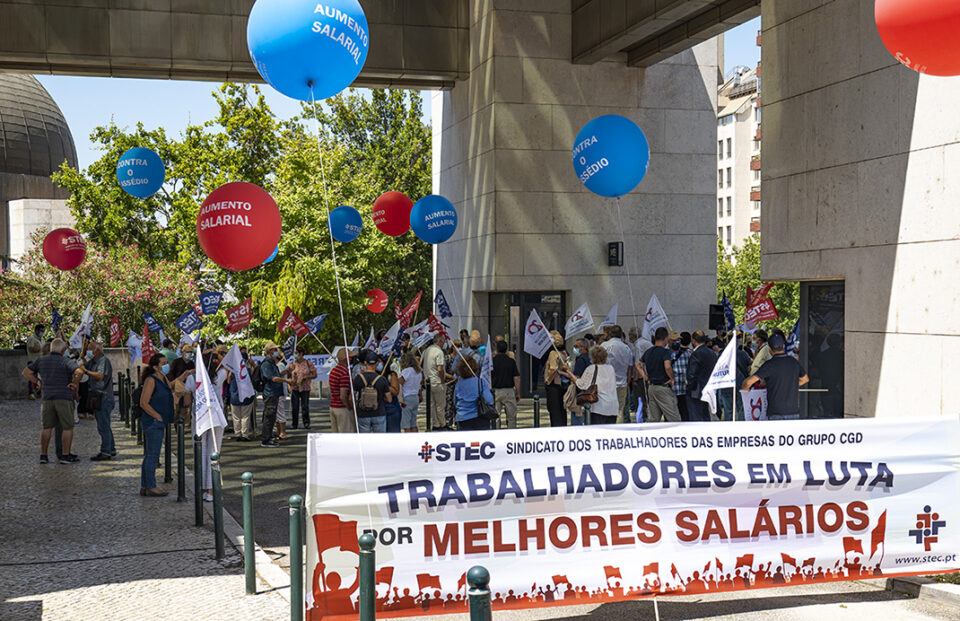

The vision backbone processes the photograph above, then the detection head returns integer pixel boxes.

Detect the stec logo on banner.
[417,441,496,463]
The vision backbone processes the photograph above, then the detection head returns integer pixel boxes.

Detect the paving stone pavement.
[0,399,288,621]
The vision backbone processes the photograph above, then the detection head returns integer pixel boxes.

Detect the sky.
[38,17,761,171]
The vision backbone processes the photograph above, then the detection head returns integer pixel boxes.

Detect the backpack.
[250,361,265,392]
[357,373,380,412]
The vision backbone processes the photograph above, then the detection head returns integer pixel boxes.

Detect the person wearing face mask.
[138,353,174,496]
[78,341,116,460]
[259,342,293,447]
[749,329,771,375]
[352,350,392,432]
[169,343,197,426]
[670,331,692,422]
[288,345,317,430]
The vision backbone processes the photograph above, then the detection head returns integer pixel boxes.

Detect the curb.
[887,576,960,607]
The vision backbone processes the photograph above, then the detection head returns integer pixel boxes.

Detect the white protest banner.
[741,388,768,421]
[564,302,594,337]
[598,303,618,329]
[379,320,402,356]
[125,329,142,366]
[700,333,737,415]
[362,327,376,352]
[194,352,228,438]
[222,344,255,402]
[306,418,960,618]
[523,309,551,359]
[641,294,668,342]
[409,318,435,348]
[69,302,93,349]
[304,354,332,382]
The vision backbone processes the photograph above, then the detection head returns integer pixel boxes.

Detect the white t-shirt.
[575,363,618,417]
[213,368,228,406]
[399,368,423,397]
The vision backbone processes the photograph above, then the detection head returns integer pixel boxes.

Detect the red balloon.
[372,191,413,237]
[876,0,960,76]
[197,182,282,271]
[365,289,388,313]
[42,228,86,271]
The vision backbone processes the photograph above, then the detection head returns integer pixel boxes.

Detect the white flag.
[598,303,618,329]
[740,388,768,421]
[641,294,669,342]
[125,329,142,366]
[158,328,167,348]
[564,302,595,337]
[700,332,737,415]
[69,303,93,349]
[351,330,360,348]
[362,327,376,352]
[378,320,402,356]
[221,344,255,403]
[410,317,435,348]
[523,309,552,359]
[194,352,228,437]
[481,335,493,387]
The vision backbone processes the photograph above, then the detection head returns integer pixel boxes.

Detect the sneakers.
[59,454,80,464]
[40,455,48,464]
[260,440,279,448]
[90,453,112,461]
[202,492,214,503]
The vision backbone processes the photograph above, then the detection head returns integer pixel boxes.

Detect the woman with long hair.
[139,353,174,497]
[398,351,423,432]
[453,356,493,431]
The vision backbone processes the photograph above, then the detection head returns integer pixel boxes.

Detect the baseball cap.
[364,350,379,364]
[768,333,786,350]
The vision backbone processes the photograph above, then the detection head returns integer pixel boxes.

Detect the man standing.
[686,330,719,422]
[169,342,196,425]
[159,339,178,367]
[259,342,292,448]
[288,345,317,429]
[749,329,771,375]
[422,334,447,430]
[671,331,692,422]
[23,338,83,463]
[25,323,44,399]
[81,342,116,461]
[228,357,256,441]
[601,326,635,422]
[491,339,520,428]
[741,333,810,420]
[353,351,392,432]
[637,327,679,422]
[327,348,356,433]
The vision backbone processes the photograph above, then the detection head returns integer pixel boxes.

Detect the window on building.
[718,227,723,241]
[726,197,732,216]
[753,169,761,181]
[753,201,761,211]
[718,198,723,218]
[718,170,723,189]
[753,138,761,152]
[755,107,762,122]
[718,140,723,159]
[726,138,732,158]
[726,168,732,187]
[726,226,732,246]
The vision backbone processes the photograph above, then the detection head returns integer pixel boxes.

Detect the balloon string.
[614,196,638,327]
[310,86,373,530]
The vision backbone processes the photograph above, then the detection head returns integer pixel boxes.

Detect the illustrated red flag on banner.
[109,315,121,347]
[457,572,467,591]
[311,514,359,555]
[781,553,798,567]
[703,560,711,573]
[141,324,156,363]
[843,537,864,556]
[552,575,570,586]
[416,573,442,592]
[735,554,754,569]
[225,298,254,333]
[871,510,888,558]
[376,566,394,586]
[643,563,658,576]
[278,306,310,337]
[395,290,423,328]
[670,563,679,579]
[604,566,621,580]
[715,557,723,572]
[802,558,816,568]
[746,282,775,307]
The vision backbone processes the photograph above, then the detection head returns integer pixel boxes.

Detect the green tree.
[717,234,798,333]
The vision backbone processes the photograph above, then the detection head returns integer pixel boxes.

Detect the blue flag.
[174,309,203,334]
[305,314,327,335]
[142,313,163,333]
[391,326,406,358]
[434,289,453,319]
[199,291,224,316]
[785,319,800,355]
[281,334,297,359]
[50,306,62,333]
[721,293,736,332]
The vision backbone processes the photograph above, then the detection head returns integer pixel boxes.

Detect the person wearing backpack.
[352,350,392,433]
[259,342,293,447]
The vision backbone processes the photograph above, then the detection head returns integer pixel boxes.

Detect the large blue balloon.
[263,246,279,265]
[116,147,165,198]
[571,115,650,198]
[410,195,458,245]
[329,205,363,243]
[247,0,370,101]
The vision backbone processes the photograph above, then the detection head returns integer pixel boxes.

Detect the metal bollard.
[164,423,173,483]
[131,406,138,436]
[533,394,540,428]
[467,566,492,621]
[241,472,256,595]
[425,380,432,432]
[584,403,592,426]
[137,415,144,447]
[176,418,186,502]
[289,495,304,621]
[212,452,224,560]
[194,435,203,527]
[117,373,125,423]
[358,533,376,621]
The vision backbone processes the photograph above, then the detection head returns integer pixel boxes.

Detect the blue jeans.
[357,416,386,433]
[94,394,115,454]
[140,415,165,488]
[571,411,585,426]
[717,390,734,422]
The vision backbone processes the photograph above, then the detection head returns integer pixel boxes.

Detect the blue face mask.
[293,353,300,361]
[184,352,194,361]
[161,363,171,376]
[85,351,94,361]
[272,351,280,359]
[376,362,384,372]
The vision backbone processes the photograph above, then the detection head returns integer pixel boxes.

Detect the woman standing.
[384,358,403,433]
[399,352,422,432]
[454,357,494,431]
[561,346,618,425]
[139,353,174,497]
[544,331,569,427]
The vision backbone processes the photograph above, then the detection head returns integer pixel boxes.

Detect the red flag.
[746,282,774,307]
[426,313,449,339]
[604,566,621,580]
[311,514,359,555]
[278,306,310,337]
[457,572,467,591]
[781,553,798,567]
[670,563,679,579]
[843,537,863,556]
[225,298,254,333]
[416,573,442,592]
[802,558,815,568]
[871,510,887,558]
[109,315,121,347]
[715,557,723,572]
[643,562,659,576]
[192,302,204,318]
[141,324,156,364]
[552,575,570,586]
[744,297,779,325]
[735,554,754,569]
[375,566,394,585]
[396,291,422,328]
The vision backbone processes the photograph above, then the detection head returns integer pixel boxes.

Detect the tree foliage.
[717,234,798,333]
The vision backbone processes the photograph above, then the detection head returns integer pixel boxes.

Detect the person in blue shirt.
[453,357,493,431]
[259,342,293,447]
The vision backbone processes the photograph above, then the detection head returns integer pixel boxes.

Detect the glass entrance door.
[488,291,566,397]
[799,281,844,418]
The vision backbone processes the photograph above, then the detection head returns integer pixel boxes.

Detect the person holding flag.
[686,330,719,422]
[741,333,809,420]
[195,348,229,502]
[636,327,680,423]
[259,342,293,448]
[223,344,256,441]
[79,341,116,461]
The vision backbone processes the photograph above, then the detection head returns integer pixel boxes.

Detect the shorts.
[42,400,75,431]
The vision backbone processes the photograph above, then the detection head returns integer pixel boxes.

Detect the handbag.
[575,366,600,405]
[476,378,499,421]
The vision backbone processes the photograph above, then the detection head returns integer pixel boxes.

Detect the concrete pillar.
[762,0,960,417]
[433,0,719,336]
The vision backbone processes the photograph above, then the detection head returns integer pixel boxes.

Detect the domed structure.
[0,74,77,176]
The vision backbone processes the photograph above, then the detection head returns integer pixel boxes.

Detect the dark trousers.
[94,394,116,454]
[140,415,165,488]
[260,396,279,442]
[590,413,617,425]
[290,390,310,428]
[686,394,711,422]
[545,383,567,427]
[458,416,490,431]
[676,391,689,421]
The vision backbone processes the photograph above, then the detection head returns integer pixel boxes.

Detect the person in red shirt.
[327,349,356,433]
